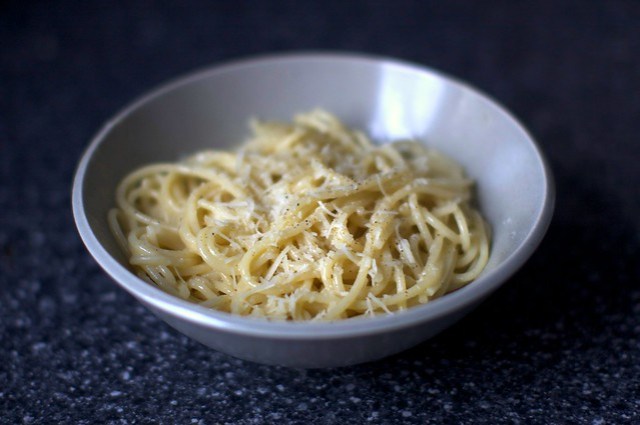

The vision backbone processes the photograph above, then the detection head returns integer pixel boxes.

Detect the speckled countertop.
[1,1,639,423]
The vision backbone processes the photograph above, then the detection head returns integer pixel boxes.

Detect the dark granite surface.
[1,1,639,423]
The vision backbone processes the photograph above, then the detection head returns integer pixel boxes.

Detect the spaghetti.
[109,110,490,320]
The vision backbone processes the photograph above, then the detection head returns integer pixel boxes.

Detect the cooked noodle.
[109,110,490,320]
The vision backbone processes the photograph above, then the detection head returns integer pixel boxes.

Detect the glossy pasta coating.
[109,110,490,320]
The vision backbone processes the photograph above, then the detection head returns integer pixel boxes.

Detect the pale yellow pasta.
[109,110,490,321]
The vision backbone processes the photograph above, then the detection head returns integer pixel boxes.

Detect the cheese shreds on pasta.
[109,110,490,321]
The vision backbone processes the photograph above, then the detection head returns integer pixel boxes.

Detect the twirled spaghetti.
[109,110,490,321]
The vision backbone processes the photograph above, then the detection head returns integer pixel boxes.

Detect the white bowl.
[72,53,554,368]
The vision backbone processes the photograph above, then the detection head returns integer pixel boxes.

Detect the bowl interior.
[76,54,552,332]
